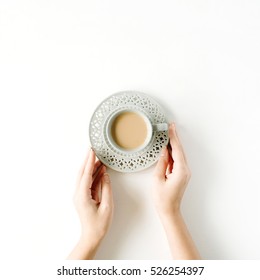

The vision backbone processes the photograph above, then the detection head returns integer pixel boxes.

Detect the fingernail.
[170,122,175,128]
[103,173,110,183]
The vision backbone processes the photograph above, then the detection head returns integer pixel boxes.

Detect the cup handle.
[153,123,168,132]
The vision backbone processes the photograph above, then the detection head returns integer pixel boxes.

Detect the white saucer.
[89,91,169,172]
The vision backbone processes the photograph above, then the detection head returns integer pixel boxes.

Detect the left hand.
[73,148,114,247]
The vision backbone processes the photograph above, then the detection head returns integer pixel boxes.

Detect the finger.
[80,149,96,192]
[92,165,106,202]
[78,160,102,190]
[92,180,101,203]
[173,125,188,163]
[92,160,102,179]
[168,123,186,166]
[153,146,169,181]
[166,148,174,175]
[99,172,113,211]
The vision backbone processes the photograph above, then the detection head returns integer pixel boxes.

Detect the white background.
[0,0,260,261]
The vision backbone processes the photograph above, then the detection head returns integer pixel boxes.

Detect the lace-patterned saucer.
[89,91,169,172]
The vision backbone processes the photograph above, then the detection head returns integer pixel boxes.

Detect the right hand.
[152,123,191,217]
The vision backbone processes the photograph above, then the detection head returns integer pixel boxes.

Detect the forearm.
[160,211,201,260]
[67,236,101,260]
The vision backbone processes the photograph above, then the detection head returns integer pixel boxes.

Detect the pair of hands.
[68,123,196,260]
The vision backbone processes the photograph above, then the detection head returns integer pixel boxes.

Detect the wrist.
[158,207,182,225]
[157,203,181,218]
[67,233,103,260]
[80,231,103,247]
[72,235,101,260]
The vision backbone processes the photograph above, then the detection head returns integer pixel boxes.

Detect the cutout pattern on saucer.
[89,91,169,172]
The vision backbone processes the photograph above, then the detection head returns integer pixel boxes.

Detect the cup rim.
[105,108,153,154]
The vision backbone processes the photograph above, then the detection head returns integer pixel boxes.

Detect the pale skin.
[67,149,113,260]
[67,123,200,260]
[153,123,200,259]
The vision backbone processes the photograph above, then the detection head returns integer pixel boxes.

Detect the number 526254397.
[150,266,204,276]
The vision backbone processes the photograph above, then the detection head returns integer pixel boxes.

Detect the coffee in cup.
[106,109,168,153]
[111,111,148,150]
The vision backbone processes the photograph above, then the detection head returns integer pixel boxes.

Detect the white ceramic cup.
[106,108,168,153]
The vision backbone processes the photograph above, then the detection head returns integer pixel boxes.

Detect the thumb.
[100,173,113,212]
[153,146,169,181]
